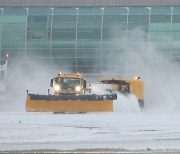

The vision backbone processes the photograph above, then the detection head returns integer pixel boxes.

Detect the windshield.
[55,78,80,89]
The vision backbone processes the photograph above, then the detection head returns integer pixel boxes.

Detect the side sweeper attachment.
[26,72,117,113]
[101,76,144,108]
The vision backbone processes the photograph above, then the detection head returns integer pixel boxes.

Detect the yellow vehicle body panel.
[129,80,144,100]
[26,95,113,112]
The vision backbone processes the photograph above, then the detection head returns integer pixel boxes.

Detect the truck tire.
[138,100,144,108]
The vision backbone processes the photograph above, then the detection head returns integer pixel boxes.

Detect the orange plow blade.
[26,94,117,112]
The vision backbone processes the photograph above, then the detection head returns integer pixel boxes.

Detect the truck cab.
[50,72,86,95]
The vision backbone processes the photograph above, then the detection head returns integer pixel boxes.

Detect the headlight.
[54,85,60,91]
[75,86,81,92]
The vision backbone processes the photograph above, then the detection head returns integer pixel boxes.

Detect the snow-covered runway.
[0,111,180,151]
[0,93,180,152]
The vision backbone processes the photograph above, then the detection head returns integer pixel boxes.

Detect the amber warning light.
[134,76,140,80]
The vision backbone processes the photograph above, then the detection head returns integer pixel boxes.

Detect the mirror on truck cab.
[50,79,53,87]
[83,80,86,89]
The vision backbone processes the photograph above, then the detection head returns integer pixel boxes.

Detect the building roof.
[0,0,180,7]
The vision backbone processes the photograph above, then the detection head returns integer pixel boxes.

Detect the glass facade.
[0,7,180,75]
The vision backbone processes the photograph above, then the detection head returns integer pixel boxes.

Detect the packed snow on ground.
[0,94,180,151]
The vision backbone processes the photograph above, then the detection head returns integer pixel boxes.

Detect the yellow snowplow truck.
[26,72,117,113]
[101,77,144,108]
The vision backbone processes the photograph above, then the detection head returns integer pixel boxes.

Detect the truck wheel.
[138,100,144,108]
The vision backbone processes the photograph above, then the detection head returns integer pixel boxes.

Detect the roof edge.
[0,0,180,7]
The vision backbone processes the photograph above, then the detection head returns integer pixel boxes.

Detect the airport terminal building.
[0,0,180,75]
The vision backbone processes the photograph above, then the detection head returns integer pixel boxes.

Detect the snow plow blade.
[26,94,117,112]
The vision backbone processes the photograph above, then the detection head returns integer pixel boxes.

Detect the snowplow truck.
[26,72,117,113]
[0,59,8,94]
[101,77,144,108]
